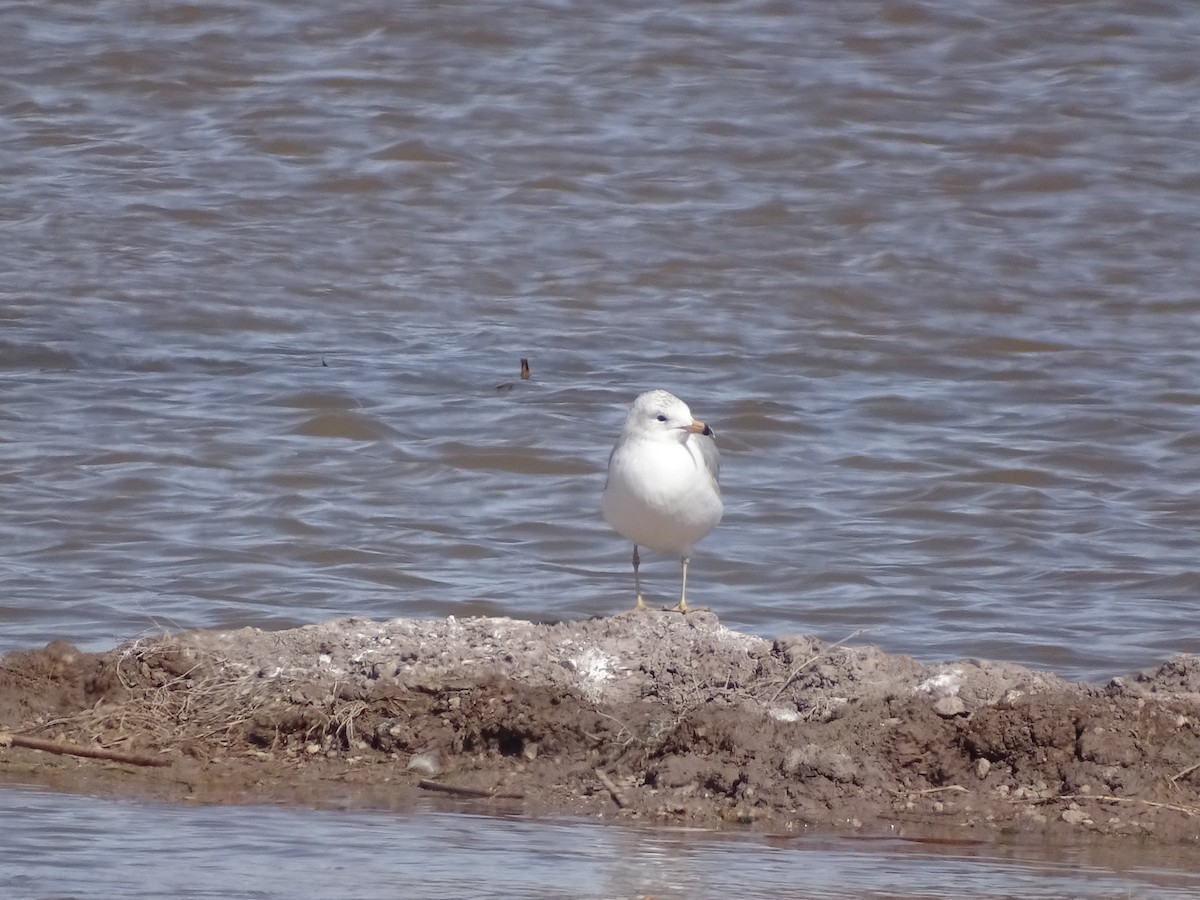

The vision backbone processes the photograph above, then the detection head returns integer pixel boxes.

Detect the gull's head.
[623,389,713,444]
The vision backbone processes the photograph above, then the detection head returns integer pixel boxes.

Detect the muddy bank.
[2,611,1199,844]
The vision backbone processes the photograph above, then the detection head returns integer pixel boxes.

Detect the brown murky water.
[3,0,1200,895]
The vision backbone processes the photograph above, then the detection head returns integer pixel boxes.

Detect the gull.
[601,390,723,612]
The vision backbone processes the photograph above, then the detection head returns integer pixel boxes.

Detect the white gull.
[601,389,723,612]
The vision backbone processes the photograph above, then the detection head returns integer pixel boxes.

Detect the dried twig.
[0,732,170,767]
[768,629,865,704]
[1020,793,1200,818]
[417,779,524,800]
[594,767,628,808]
[1169,761,1200,786]
[891,784,968,797]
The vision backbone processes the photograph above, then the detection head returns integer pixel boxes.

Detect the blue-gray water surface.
[3,0,1200,894]
[3,787,1200,900]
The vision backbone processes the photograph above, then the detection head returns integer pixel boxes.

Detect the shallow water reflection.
[2,787,1198,900]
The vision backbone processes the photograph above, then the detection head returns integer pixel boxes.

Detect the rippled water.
[3,0,1200,892]
[2,787,1199,900]
[5,0,1200,681]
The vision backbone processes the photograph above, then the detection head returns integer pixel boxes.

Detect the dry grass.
[30,641,317,751]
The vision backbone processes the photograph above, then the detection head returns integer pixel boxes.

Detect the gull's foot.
[667,601,711,614]
[633,594,648,612]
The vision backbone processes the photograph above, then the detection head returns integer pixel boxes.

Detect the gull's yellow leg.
[671,555,690,613]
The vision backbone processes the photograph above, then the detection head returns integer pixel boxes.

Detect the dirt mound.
[2,611,1199,844]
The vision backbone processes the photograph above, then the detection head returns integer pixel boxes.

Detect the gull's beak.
[689,419,714,437]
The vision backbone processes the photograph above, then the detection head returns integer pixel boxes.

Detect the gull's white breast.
[602,431,722,556]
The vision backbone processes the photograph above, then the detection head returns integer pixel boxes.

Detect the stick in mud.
[594,768,628,809]
[0,732,171,768]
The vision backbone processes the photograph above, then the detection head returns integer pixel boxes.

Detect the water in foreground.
[3,786,1200,900]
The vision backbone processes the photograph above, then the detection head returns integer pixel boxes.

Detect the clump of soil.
[2,611,1199,844]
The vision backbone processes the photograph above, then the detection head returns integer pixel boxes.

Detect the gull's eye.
[656,414,668,422]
